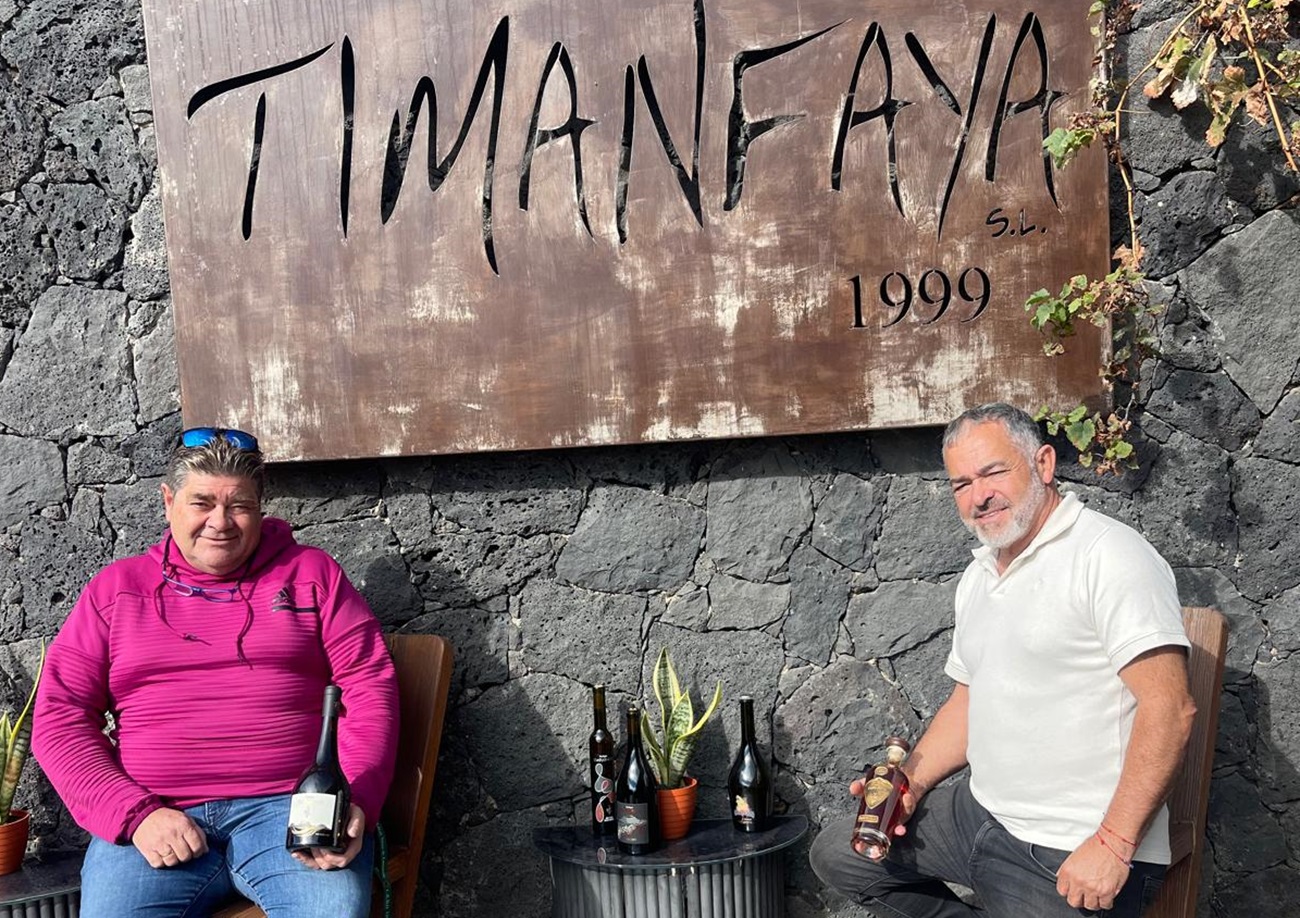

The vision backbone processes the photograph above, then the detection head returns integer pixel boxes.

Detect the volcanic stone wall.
[1,0,1298,914]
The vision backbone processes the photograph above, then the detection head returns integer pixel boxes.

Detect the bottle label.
[288,793,338,836]
[733,793,757,828]
[616,802,651,845]
[864,776,894,809]
[592,757,615,824]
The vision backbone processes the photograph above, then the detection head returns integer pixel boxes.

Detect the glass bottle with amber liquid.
[614,704,659,854]
[727,696,772,832]
[589,684,616,836]
[850,736,911,860]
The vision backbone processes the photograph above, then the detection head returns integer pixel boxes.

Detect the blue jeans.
[80,794,374,918]
[809,779,1165,918]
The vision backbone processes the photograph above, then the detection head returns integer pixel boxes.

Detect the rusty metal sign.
[142,0,1109,461]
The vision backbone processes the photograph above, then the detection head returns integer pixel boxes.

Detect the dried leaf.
[1145,34,1194,99]
[1145,69,1176,99]
[1172,74,1201,109]
[1208,95,1244,145]
[1245,83,1270,125]
[1187,34,1218,94]
[1114,242,1143,270]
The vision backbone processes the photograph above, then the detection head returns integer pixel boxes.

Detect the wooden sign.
[141,0,1109,460]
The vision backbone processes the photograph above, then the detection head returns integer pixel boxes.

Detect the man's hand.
[1056,833,1130,911]
[848,774,924,837]
[132,807,209,869]
[291,804,366,870]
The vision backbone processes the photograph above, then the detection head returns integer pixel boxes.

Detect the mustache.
[972,498,1008,518]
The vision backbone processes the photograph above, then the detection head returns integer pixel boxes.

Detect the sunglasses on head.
[179,427,260,452]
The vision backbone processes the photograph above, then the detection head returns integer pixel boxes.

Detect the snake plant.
[0,642,45,824]
[639,647,723,789]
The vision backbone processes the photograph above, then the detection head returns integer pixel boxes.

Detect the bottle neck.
[316,688,341,766]
[593,687,608,731]
[626,709,641,751]
[739,698,756,743]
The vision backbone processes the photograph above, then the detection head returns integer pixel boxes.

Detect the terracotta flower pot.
[657,776,698,841]
[0,810,30,877]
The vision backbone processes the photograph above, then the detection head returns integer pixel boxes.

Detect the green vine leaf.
[1065,417,1097,452]
[1207,65,1252,146]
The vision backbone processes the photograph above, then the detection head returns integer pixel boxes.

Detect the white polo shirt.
[945,492,1190,864]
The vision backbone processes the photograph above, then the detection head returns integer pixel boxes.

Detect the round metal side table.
[533,816,808,918]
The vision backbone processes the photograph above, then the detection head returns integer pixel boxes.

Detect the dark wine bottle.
[727,695,772,832]
[589,684,616,836]
[614,704,659,854]
[285,684,351,852]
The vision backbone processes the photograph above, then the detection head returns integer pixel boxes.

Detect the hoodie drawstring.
[158,534,253,666]
[234,582,254,669]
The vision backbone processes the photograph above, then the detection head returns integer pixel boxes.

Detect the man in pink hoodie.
[34,427,400,916]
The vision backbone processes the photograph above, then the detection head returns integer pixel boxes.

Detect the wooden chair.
[216,633,454,918]
[1146,607,1228,918]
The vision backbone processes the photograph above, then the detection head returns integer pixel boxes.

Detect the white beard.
[967,479,1048,550]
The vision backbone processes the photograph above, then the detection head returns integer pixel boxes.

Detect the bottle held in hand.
[850,736,911,860]
[589,684,616,836]
[727,695,772,832]
[614,703,659,854]
[286,684,350,852]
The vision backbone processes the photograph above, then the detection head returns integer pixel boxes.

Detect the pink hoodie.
[34,518,399,845]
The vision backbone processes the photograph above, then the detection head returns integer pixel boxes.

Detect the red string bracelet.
[1095,831,1133,870]
[1099,822,1139,849]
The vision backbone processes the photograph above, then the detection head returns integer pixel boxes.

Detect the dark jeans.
[809,778,1165,918]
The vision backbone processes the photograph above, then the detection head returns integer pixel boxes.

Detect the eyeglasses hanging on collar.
[160,537,246,602]
[161,571,243,602]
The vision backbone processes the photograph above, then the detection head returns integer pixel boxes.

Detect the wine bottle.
[286,684,351,852]
[614,703,659,854]
[727,695,772,832]
[850,735,911,860]
[589,684,616,836]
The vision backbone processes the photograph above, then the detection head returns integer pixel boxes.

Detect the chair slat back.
[381,633,454,857]
[1146,607,1227,918]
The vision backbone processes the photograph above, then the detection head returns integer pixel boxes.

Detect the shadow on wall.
[273,458,569,915]
[380,457,587,918]
[1206,652,1300,916]
[0,643,80,853]
[772,627,946,918]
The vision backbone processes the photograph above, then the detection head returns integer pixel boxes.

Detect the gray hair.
[165,435,266,498]
[942,403,1044,464]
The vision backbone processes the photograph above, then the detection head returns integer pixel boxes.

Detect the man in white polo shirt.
[810,403,1195,917]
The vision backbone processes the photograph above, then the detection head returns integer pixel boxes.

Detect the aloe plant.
[0,643,45,824]
[639,647,722,789]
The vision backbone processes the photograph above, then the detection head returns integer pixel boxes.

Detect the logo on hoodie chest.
[271,584,320,614]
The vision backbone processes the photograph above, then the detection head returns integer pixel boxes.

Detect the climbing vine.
[1029,0,1299,474]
